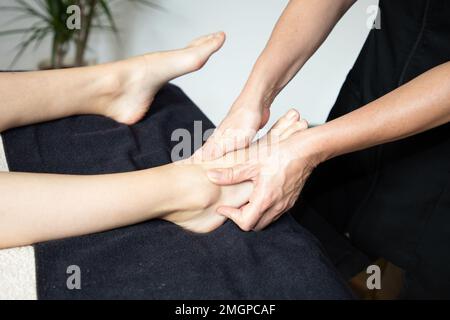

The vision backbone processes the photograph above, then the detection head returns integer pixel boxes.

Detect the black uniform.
[297,0,450,298]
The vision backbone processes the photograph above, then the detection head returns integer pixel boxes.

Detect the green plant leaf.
[0,28,37,36]
[10,26,51,67]
[97,0,118,33]
[129,0,165,11]
[15,0,50,22]
[1,0,164,68]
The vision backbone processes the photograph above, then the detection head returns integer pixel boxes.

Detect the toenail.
[288,109,298,119]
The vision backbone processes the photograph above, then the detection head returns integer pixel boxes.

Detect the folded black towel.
[2,84,352,299]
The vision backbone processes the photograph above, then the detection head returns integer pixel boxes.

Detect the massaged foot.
[163,109,308,233]
[100,32,226,125]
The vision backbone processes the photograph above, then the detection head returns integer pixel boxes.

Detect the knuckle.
[274,201,285,212]
[245,215,261,231]
[240,221,254,232]
[266,190,277,203]
[226,167,235,181]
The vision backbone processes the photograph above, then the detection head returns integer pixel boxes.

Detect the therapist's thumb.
[207,164,253,185]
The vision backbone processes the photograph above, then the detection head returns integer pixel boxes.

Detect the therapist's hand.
[206,129,323,231]
[198,95,271,160]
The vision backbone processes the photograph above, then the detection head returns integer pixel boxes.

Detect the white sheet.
[0,134,37,300]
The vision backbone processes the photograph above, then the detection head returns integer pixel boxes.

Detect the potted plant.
[0,0,160,69]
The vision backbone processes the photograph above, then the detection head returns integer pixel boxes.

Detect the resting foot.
[101,32,226,125]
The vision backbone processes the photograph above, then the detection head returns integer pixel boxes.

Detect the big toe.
[188,32,226,51]
[184,32,226,70]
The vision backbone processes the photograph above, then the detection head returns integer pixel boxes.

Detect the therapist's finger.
[218,182,271,231]
[252,206,284,231]
[207,163,255,186]
[194,138,225,161]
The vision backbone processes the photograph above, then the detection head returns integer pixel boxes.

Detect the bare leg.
[0,111,306,249]
[0,32,225,132]
[0,32,230,249]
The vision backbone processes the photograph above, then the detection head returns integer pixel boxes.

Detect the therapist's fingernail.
[288,109,299,120]
[207,169,223,182]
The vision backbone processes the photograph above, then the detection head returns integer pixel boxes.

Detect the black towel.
[2,84,352,299]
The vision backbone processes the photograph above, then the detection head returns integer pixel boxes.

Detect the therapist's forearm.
[240,0,356,108]
[302,62,450,163]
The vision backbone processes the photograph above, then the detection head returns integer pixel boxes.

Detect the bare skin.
[166,109,308,233]
[200,0,450,231]
[0,32,248,249]
[200,0,356,158]
[0,109,306,249]
[0,32,226,132]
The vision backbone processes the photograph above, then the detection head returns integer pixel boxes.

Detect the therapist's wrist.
[230,91,268,118]
[238,73,280,112]
[291,125,336,167]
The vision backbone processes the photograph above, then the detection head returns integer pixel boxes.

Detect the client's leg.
[0,32,225,132]
[0,111,305,249]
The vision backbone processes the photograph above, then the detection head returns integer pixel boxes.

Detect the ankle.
[160,164,222,227]
[87,64,124,117]
[177,164,222,211]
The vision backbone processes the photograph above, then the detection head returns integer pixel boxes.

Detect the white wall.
[0,0,378,128]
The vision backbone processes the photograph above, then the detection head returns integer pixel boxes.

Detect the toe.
[268,109,300,138]
[183,32,226,71]
[280,118,309,140]
[188,32,226,50]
